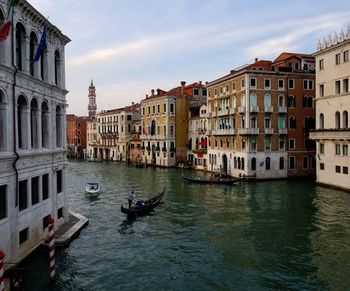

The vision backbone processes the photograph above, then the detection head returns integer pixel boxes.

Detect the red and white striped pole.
[48,216,56,283]
[0,250,5,291]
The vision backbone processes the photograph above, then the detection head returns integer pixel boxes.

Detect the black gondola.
[182,176,241,185]
[121,188,165,218]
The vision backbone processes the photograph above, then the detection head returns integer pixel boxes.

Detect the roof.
[272,52,313,65]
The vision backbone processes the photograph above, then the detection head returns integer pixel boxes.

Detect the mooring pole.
[48,216,56,283]
[0,250,5,291]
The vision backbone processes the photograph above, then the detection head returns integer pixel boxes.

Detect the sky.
[28,0,350,116]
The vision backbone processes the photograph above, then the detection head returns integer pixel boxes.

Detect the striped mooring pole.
[0,250,4,291]
[48,216,56,283]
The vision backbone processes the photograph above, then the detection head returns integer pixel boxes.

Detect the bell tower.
[88,80,97,117]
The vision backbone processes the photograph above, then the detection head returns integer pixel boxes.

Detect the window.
[278,79,284,90]
[265,157,271,170]
[241,79,245,88]
[319,84,324,97]
[43,214,50,230]
[343,79,349,93]
[288,79,294,89]
[226,84,229,93]
[265,137,271,151]
[335,144,341,155]
[335,111,340,129]
[344,50,349,63]
[250,78,256,88]
[336,53,341,65]
[58,207,63,219]
[170,103,174,114]
[54,50,61,86]
[19,180,27,211]
[19,228,28,245]
[289,139,295,150]
[320,143,325,154]
[343,167,349,175]
[0,185,7,220]
[251,157,256,171]
[264,78,271,89]
[279,157,284,170]
[279,137,285,150]
[303,80,313,90]
[335,80,341,94]
[288,96,296,107]
[319,59,324,70]
[31,177,39,205]
[289,157,295,170]
[194,88,199,95]
[289,116,296,129]
[163,103,166,113]
[303,156,308,169]
[57,170,62,193]
[343,111,349,128]
[335,165,341,173]
[320,163,325,170]
[343,144,348,156]
[232,82,236,91]
[319,113,324,129]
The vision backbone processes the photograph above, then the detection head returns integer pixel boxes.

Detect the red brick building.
[66,114,90,158]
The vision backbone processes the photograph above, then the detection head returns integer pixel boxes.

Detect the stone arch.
[335,111,340,129]
[30,98,40,148]
[15,22,27,71]
[56,105,63,147]
[0,90,8,151]
[17,95,29,149]
[41,101,50,148]
[54,49,62,86]
[29,31,38,76]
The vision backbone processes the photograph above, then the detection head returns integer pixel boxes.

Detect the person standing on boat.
[127,191,135,209]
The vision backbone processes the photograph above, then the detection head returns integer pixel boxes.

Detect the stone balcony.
[238,128,259,135]
[212,128,237,135]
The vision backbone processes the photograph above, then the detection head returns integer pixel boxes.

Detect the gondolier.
[127,191,135,209]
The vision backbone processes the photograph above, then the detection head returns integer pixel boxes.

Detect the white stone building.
[310,28,350,190]
[0,1,70,264]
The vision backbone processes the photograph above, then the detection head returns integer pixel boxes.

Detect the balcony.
[238,128,259,135]
[212,128,237,135]
[192,148,207,154]
[279,106,287,113]
[170,147,176,152]
[217,108,229,116]
[162,147,167,152]
[264,128,274,134]
[238,106,246,113]
[278,128,288,134]
[249,106,259,113]
[231,108,237,114]
[197,128,206,134]
[206,129,212,135]
[265,106,273,113]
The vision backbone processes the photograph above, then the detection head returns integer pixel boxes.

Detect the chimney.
[255,58,258,63]
[156,89,160,95]
[132,102,134,106]
[151,89,155,96]
[199,81,202,86]
[146,94,148,99]
[181,81,186,95]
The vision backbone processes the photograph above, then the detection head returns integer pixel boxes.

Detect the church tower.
[88,80,97,117]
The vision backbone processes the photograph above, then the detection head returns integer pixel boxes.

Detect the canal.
[21,160,350,290]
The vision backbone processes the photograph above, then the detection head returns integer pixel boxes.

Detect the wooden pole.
[48,216,56,283]
[0,250,5,291]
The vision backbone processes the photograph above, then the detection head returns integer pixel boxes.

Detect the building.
[206,53,315,179]
[140,82,207,167]
[86,103,140,161]
[187,104,208,171]
[310,29,350,190]
[66,114,89,158]
[0,1,70,264]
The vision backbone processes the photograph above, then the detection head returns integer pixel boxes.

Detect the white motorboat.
[85,182,100,196]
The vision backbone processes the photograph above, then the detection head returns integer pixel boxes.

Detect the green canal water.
[21,160,350,290]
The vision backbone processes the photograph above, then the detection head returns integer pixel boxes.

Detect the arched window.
[241,158,245,170]
[232,96,236,109]
[278,95,285,107]
[196,137,199,149]
[0,91,7,151]
[237,157,241,169]
[319,113,324,130]
[0,10,6,63]
[30,32,38,76]
[265,157,271,170]
[335,111,340,129]
[17,95,29,149]
[288,95,296,107]
[251,157,256,171]
[15,23,27,71]
[250,93,257,107]
[150,120,156,135]
[343,111,348,128]
[279,157,284,170]
[41,101,49,148]
[241,94,246,107]
[128,124,131,132]
[56,105,63,147]
[30,98,39,148]
[54,50,61,86]
[188,138,192,150]
[234,157,237,169]
[264,94,271,108]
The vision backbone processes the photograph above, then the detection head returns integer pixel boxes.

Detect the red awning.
[197,140,207,146]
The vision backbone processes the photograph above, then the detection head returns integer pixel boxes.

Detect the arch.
[319,113,324,130]
[234,157,237,169]
[15,22,27,71]
[343,111,348,128]
[241,94,246,107]
[335,111,340,129]
[249,93,257,107]
[17,95,28,149]
[41,101,50,148]
[265,157,271,170]
[29,32,38,76]
[222,154,228,174]
[0,90,8,151]
[264,94,271,107]
[237,157,241,169]
[288,95,296,107]
[251,157,256,171]
[241,157,245,170]
[195,137,199,149]
[30,98,40,148]
[56,105,63,147]
[0,10,6,63]
[54,50,62,86]
[278,95,285,107]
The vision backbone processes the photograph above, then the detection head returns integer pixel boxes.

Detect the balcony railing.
[265,106,273,113]
[264,128,274,134]
[279,106,287,113]
[249,106,259,113]
[238,128,259,135]
[192,148,207,154]
[170,147,176,152]
[278,128,288,134]
[238,106,246,113]
[212,128,237,135]
[217,109,229,116]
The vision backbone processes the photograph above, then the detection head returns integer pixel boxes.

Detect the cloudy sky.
[28,0,350,116]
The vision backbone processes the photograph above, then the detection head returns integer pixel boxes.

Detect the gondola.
[182,176,240,185]
[121,188,165,218]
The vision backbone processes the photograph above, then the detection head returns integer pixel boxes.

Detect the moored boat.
[182,176,240,185]
[121,188,165,218]
[85,182,100,196]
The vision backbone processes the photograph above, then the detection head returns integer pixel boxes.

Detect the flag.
[0,0,17,42]
[33,25,47,62]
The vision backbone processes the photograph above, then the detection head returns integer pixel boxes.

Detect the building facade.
[66,114,89,158]
[0,1,70,263]
[206,53,315,179]
[310,29,350,190]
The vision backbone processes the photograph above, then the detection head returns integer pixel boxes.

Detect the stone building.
[0,0,70,264]
[310,28,350,190]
